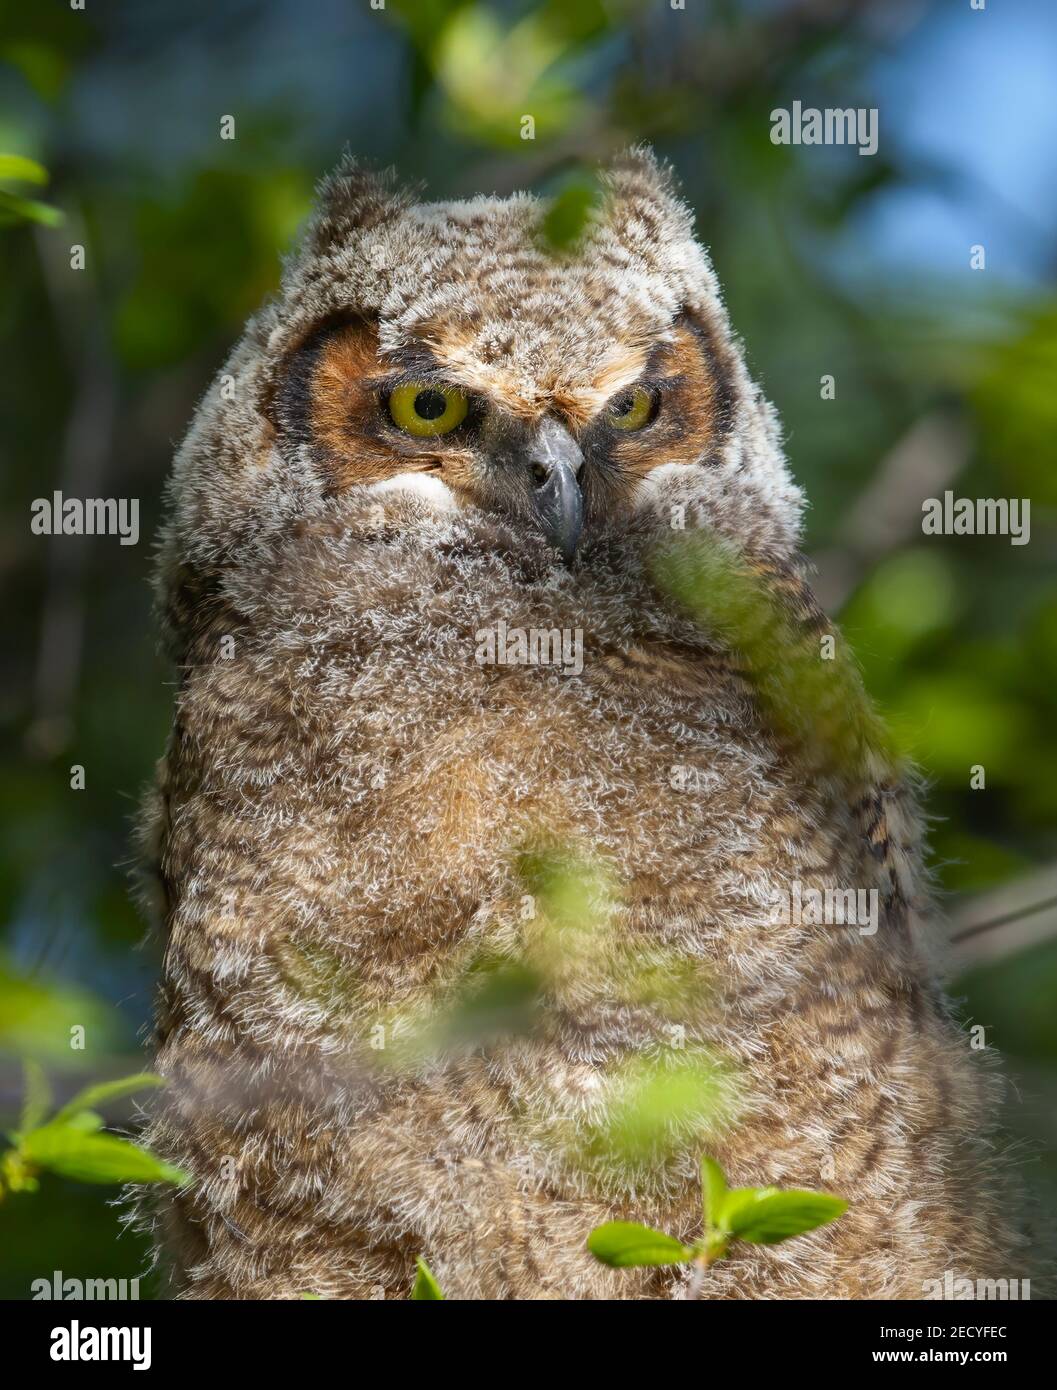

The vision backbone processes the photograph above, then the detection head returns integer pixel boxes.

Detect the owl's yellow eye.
[606,385,658,432]
[388,383,469,436]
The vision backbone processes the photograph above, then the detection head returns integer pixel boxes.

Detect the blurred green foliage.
[2,0,1055,1297]
[0,152,62,226]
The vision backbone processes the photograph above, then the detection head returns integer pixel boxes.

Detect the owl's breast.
[162,509,856,1072]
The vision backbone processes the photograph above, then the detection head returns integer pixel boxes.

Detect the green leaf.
[0,190,63,227]
[587,1221,694,1268]
[717,1186,779,1234]
[585,1053,727,1168]
[19,1125,189,1187]
[19,1059,52,1133]
[432,6,585,148]
[440,959,542,1048]
[52,1072,165,1126]
[1,1149,40,1194]
[539,180,598,252]
[700,1154,727,1229]
[721,1189,848,1244]
[0,957,120,1059]
[0,153,49,186]
[63,1111,104,1134]
[411,1257,445,1300]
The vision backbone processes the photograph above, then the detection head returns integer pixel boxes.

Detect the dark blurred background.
[2,0,1055,1298]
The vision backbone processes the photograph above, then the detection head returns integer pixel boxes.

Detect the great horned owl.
[137,149,1019,1300]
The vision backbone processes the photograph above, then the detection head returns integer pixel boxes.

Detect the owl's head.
[163,148,801,597]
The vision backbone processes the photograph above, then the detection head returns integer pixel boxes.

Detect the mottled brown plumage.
[133,149,1022,1299]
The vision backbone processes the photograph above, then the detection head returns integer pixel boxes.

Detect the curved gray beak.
[528,418,584,562]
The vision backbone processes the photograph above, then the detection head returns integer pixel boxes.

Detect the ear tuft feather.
[600,143,678,198]
[597,144,694,255]
[305,150,412,255]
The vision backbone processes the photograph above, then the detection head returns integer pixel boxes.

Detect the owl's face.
[166,150,803,596]
[272,311,731,561]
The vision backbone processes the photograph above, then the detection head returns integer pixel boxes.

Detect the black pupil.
[614,393,635,415]
[414,390,447,420]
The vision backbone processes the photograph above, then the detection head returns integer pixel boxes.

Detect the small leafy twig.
[0,1061,187,1197]
[588,1155,847,1297]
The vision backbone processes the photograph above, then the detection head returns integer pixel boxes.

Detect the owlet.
[134,149,1021,1300]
